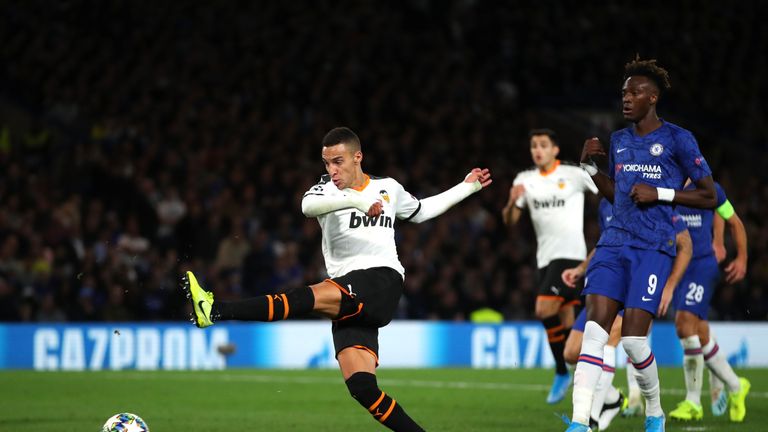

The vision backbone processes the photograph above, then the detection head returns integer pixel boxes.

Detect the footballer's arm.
[301,190,380,218]
[658,229,693,317]
[630,176,717,209]
[408,168,492,224]
[501,185,524,226]
[719,202,748,283]
[580,137,615,203]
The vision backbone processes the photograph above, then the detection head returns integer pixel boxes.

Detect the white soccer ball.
[101,412,150,432]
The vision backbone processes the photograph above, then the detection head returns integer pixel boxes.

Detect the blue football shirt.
[598,198,612,232]
[676,181,727,258]
[597,121,712,255]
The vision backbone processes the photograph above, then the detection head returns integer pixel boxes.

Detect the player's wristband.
[580,161,598,176]
[656,187,675,202]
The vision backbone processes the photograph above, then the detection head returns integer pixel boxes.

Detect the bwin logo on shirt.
[349,212,393,228]
[533,196,565,209]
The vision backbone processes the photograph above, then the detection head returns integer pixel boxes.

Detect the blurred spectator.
[0,0,764,322]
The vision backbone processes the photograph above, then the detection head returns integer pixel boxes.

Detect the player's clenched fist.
[366,200,383,217]
[630,183,659,204]
[580,137,606,163]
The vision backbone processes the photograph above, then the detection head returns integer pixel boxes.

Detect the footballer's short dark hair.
[624,55,672,95]
[322,127,361,151]
[528,128,558,146]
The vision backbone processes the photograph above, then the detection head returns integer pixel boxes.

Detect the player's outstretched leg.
[183,271,214,328]
[346,372,425,432]
[702,338,750,422]
[182,271,315,327]
[709,369,727,416]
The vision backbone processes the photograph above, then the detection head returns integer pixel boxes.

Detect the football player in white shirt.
[502,128,598,404]
[184,127,492,431]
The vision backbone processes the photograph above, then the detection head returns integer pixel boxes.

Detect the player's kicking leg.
[184,268,425,431]
[183,270,316,326]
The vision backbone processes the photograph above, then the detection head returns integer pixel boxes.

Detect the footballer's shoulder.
[663,122,696,143]
[558,161,588,176]
[518,165,539,176]
[368,174,391,181]
[559,160,581,168]
[610,127,633,140]
[512,166,537,183]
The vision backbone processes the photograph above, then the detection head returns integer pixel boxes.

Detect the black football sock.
[346,372,425,432]
[211,286,314,322]
[542,315,568,375]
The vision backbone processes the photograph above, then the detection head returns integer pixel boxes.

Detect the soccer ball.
[101,413,150,432]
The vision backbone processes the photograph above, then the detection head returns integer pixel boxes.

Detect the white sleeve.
[393,181,422,221]
[403,178,482,224]
[580,168,598,194]
[301,178,376,217]
[513,173,526,208]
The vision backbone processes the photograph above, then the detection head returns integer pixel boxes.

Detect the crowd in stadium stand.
[0,1,766,323]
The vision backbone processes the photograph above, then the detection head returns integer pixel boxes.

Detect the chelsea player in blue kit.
[564,199,691,430]
[565,57,717,432]
[668,181,750,423]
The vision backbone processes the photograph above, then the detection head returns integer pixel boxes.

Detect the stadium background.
[2,1,768,430]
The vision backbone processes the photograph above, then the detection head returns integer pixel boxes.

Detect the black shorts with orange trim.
[329,267,403,361]
[537,259,583,306]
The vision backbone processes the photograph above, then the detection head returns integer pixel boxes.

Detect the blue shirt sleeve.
[675,130,712,182]
[714,182,727,207]
[598,199,612,232]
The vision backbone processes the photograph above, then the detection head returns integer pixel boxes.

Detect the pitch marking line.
[107,372,768,398]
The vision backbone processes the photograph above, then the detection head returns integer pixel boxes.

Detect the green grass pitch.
[2,368,765,431]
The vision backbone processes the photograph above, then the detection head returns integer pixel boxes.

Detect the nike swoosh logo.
[617,148,628,153]
[198,300,207,312]
[641,296,653,302]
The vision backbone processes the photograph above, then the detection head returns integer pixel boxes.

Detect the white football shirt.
[513,161,598,268]
[303,174,421,279]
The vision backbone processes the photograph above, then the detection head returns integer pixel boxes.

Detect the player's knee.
[620,336,649,360]
[535,308,558,320]
[345,372,380,407]
[285,286,315,314]
[674,313,695,338]
[563,338,580,365]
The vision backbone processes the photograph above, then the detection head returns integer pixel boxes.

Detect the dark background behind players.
[0,1,766,323]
